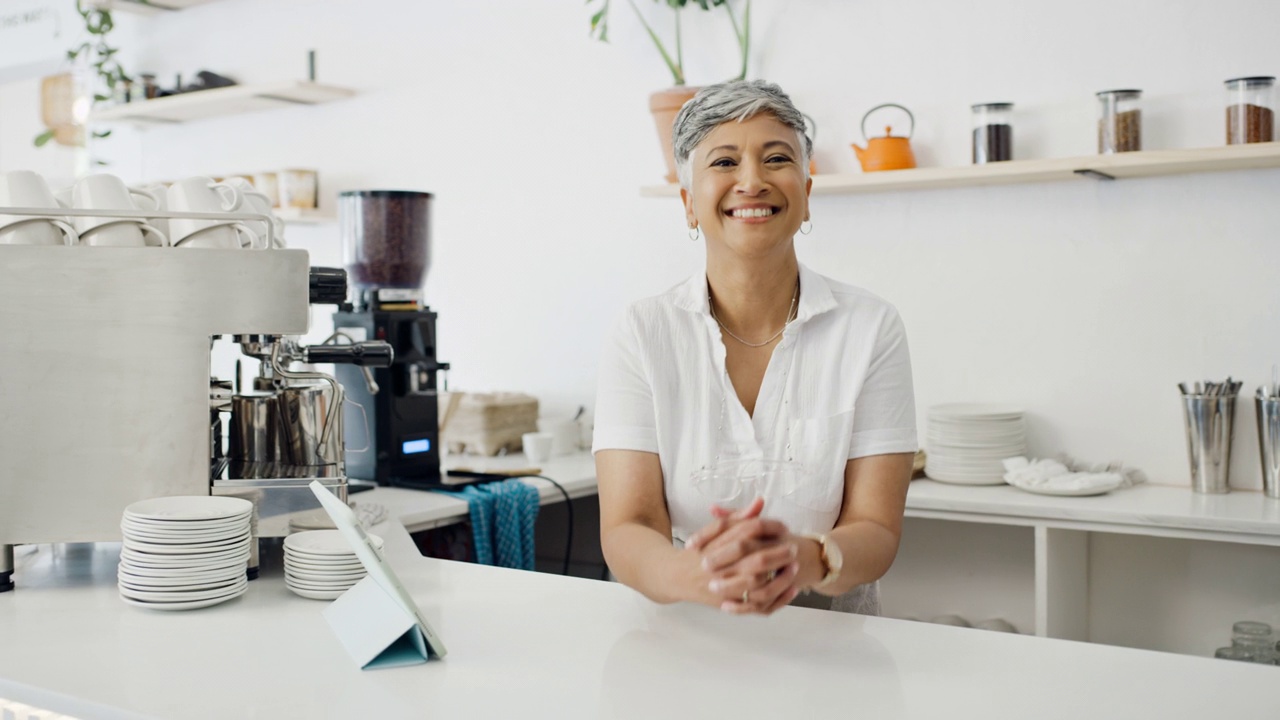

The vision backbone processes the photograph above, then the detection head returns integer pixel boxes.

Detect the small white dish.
[284,530,382,556]
[123,496,253,523]
[120,577,247,603]
[119,567,244,587]
[287,585,345,601]
[120,585,247,611]
[122,535,250,555]
[1009,479,1124,497]
[286,568,366,583]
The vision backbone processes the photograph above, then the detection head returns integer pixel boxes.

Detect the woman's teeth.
[730,207,775,218]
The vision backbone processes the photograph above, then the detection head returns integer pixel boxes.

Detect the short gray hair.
[672,79,812,190]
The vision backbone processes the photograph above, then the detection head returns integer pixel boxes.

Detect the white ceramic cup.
[166,176,245,244]
[0,170,73,230]
[522,432,555,464]
[80,220,169,248]
[69,174,160,234]
[141,183,170,240]
[173,222,257,249]
[224,178,284,248]
[537,418,579,457]
[0,218,77,246]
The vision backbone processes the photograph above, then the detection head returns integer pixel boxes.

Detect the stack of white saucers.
[284,530,380,600]
[924,403,1027,485]
[118,496,253,611]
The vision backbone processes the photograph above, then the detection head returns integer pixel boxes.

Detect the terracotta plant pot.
[649,86,701,184]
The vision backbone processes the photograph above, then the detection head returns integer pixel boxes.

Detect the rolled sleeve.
[592,309,659,455]
[848,308,918,459]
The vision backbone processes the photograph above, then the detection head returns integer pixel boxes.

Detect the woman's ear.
[680,187,697,228]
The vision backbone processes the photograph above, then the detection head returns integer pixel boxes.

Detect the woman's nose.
[734,161,768,195]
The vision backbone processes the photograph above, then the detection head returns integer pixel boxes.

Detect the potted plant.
[589,0,751,183]
[34,0,130,151]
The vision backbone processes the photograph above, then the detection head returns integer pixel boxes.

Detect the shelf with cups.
[89,0,223,14]
[89,81,356,126]
[638,141,1280,197]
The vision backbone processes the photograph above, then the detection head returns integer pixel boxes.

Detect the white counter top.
[367,453,598,532]
[2,492,1278,719]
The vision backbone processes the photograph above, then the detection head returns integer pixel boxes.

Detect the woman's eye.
[710,157,736,168]
[766,155,793,164]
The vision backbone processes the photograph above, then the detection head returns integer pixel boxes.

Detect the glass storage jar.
[1097,89,1142,153]
[971,103,1013,164]
[1225,76,1275,145]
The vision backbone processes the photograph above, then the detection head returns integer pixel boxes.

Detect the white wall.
[5,0,1280,489]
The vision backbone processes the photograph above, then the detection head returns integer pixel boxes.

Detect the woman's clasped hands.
[685,497,803,615]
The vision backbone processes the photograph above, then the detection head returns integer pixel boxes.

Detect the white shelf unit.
[639,142,1280,197]
[274,207,335,225]
[889,480,1280,655]
[90,82,355,125]
[90,0,222,14]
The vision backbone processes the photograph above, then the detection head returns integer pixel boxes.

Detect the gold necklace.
[709,280,799,348]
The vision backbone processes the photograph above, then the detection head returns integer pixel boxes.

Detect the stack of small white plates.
[284,530,380,600]
[925,404,1027,485]
[118,496,253,611]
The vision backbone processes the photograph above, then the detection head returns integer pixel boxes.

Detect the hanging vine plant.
[34,0,130,148]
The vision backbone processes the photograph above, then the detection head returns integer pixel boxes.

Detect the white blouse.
[593,262,918,546]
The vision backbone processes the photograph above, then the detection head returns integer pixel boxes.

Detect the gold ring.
[766,569,778,582]
[741,589,750,603]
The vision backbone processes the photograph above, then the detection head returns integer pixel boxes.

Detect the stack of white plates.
[118,496,253,611]
[284,530,380,600]
[924,404,1027,485]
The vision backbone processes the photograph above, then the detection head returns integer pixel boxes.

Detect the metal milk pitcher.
[278,382,344,467]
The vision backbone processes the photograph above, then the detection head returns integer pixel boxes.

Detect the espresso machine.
[0,241,391,590]
[331,190,449,490]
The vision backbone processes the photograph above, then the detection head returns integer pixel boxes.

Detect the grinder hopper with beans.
[333,190,452,490]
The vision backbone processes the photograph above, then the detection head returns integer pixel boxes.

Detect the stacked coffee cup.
[0,169,285,249]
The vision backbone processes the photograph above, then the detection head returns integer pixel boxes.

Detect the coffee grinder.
[332,190,449,489]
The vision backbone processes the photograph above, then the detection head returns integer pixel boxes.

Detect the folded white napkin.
[1002,454,1145,493]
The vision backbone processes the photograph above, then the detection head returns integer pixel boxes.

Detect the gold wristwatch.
[800,533,843,591]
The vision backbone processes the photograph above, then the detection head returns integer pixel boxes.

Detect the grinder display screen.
[402,438,431,455]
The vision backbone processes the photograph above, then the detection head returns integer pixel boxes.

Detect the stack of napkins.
[1002,455,1146,496]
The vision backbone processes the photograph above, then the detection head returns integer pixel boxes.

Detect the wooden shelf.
[639,142,1280,197]
[275,207,334,224]
[90,81,355,125]
[90,0,222,15]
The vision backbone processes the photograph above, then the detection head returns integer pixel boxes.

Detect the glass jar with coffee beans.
[971,103,1013,164]
[1225,76,1274,145]
[1097,89,1142,154]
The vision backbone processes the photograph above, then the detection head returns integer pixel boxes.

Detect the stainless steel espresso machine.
[0,243,392,590]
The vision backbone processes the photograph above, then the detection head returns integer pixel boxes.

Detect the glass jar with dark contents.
[971,102,1013,164]
[1097,89,1142,153]
[339,190,433,290]
[1225,76,1275,145]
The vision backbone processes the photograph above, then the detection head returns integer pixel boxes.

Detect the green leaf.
[92,129,112,139]
[93,93,110,102]
[33,129,56,148]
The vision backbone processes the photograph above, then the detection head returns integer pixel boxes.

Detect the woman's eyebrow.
[707,140,797,155]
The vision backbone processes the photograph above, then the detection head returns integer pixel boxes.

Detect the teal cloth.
[443,479,539,570]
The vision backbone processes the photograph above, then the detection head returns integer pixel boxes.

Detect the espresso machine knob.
[303,341,394,367]
[309,267,348,305]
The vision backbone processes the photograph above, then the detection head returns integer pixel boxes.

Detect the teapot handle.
[860,103,915,140]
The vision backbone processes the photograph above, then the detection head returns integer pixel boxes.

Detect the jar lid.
[338,190,434,199]
[1225,76,1276,87]
[1233,620,1273,636]
[971,102,1013,110]
[1096,89,1142,99]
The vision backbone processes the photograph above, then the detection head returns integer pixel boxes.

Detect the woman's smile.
[724,204,781,223]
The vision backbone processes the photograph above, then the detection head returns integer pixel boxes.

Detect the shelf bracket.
[1073,168,1116,181]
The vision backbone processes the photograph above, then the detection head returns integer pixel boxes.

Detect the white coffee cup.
[166,177,244,244]
[80,220,169,248]
[224,177,284,248]
[173,222,257,249]
[141,183,171,240]
[537,418,580,457]
[69,174,160,234]
[0,170,73,230]
[0,218,77,246]
[522,432,555,464]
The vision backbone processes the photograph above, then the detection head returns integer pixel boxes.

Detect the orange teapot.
[851,103,917,172]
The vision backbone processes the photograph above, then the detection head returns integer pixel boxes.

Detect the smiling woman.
[593,80,919,618]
